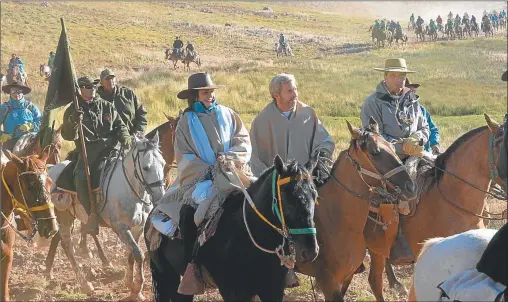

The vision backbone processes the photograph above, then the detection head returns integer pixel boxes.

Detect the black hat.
[2,81,31,94]
[177,72,225,100]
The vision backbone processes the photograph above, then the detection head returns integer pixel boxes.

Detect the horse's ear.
[346,120,362,140]
[484,113,501,134]
[369,117,379,133]
[305,151,319,173]
[274,154,286,175]
[5,150,23,165]
[152,131,160,146]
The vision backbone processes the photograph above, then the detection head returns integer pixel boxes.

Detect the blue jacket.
[420,105,439,152]
[0,98,42,138]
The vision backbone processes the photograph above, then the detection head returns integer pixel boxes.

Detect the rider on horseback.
[173,36,184,56]
[279,33,286,47]
[409,13,415,24]
[59,76,130,235]
[429,19,437,32]
[361,58,430,265]
[8,54,24,74]
[48,51,56,69]
[185,41,195,57]
[463,12,469,24]
[416,16,424,26]
[0,82,41,152]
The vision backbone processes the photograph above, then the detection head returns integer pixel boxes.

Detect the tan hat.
[374,58,416,73]
[177,72,225,100]
[2,81,31,95]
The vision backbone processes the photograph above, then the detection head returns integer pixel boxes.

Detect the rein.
[1,163,55,241]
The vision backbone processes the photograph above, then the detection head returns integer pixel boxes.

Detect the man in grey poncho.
[249,73,335,287]
[361,58,429,265]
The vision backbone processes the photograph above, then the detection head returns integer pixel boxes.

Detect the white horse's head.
[129,132,166,203]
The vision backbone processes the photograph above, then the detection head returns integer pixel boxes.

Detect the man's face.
[275,80,298,109]
[197,89,216,108]
[80,85,96,102]
[101,76,117,93]
[384,72,406,94]
[10,88,23,101]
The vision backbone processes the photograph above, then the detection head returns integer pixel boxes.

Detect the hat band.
[384,67,409,71]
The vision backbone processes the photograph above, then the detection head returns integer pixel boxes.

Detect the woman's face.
[197,89,215,108]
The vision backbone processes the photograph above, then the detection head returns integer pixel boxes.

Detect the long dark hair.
[185,90,199,109]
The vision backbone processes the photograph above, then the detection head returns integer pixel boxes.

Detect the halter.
[122,145,165,204]
[1,163,55,241]
[241,169,317,268]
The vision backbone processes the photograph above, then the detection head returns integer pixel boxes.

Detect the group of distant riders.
[171,36,197,58]
[408,9,506,36]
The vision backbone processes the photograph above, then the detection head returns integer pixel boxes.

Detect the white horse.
[45,133,165,301]
[412,228,505,301]
[275,42,294,57]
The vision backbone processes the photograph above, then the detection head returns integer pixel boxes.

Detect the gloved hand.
[0,133,12,143]
[402,137,424,157]
[18,123,34,132]
[70,109,84,124]
[121,136,132,149]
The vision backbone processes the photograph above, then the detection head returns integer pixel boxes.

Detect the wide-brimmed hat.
[177,72,225,100]
[2,81,31,95]
[374,58,416,73]
[405,78,421,89]
[502,70,507,81]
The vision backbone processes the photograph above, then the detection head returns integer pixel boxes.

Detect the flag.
[41,18,79,148]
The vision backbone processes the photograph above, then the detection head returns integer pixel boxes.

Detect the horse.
[75,116,177,261]
[445,23,455,39]
[391,30,408,46]
[455,23,465,39]
[12,126,63,165]
[470,22,480,37]
[147,153,320,301]
[483,20,495,37]
[415,23,426,42]
[1,150,59,301]
[275,42,293,57]
[6,65,27,86]
[293,118,417,301]
[44,134,166,300]
[426,26,438,41]
[182,51,202,72]
[354,114,507,301]
[165,48,186,69]
[369,26,388,48]
[39,64,51,81]
[411,228,502,301]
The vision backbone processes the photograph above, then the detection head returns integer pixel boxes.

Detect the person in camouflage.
[97,69,147,135]
[60,76,130,235]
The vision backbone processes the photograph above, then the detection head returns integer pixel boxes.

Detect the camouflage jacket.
[97,86,147,135]
[61,96,129,164]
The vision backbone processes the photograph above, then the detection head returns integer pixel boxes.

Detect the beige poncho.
[249,101,335,176]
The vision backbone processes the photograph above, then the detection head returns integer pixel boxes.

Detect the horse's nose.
[405,181,416,195]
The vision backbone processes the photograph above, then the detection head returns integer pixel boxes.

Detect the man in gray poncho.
[249,73,335,287]
[361,58,430,265]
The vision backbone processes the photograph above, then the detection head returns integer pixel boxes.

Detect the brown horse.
[0,150,59,301]
[296,118,417,301]
[351,114,507,301]
[12,126,63,165]
[72,115,177,265]
[165,48,186,69]
[182,51,202,72]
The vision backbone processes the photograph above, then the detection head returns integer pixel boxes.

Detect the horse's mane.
[433,126,488,182]
[146,117,176,140]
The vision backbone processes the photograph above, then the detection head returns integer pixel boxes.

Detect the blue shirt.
[420,105,440,152]
[0,98,42,138]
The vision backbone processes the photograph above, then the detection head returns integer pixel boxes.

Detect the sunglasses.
[11,89,23,94]
[79,85,96,89]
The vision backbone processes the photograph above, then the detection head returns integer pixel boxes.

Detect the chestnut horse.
[0,151,59,301]
[350,114,507,301]
[296,118,417,301]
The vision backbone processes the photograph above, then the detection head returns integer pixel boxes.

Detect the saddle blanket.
[438,269,506,301]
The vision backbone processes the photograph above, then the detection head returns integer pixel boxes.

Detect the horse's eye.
[143,167,150,172]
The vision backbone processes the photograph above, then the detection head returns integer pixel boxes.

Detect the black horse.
[146,154,320,301]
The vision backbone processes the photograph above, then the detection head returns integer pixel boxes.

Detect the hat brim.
[406,83,421,89]
[2,84,31,95]
[502,70,507,81]
[374,68,416,73]
[177,85,225,100]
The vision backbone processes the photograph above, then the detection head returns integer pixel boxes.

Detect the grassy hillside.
[2,1,507,300]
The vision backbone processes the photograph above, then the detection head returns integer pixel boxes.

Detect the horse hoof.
[81,281,94,294]
[44,270,54,280]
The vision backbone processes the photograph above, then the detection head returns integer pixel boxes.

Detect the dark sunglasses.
[80,85,96,89]
[11,89,23,94]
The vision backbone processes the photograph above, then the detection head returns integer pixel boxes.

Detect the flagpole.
[61,18,97,226]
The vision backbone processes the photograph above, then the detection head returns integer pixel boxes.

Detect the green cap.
[100,69,115,81]
[77,76,100,87]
